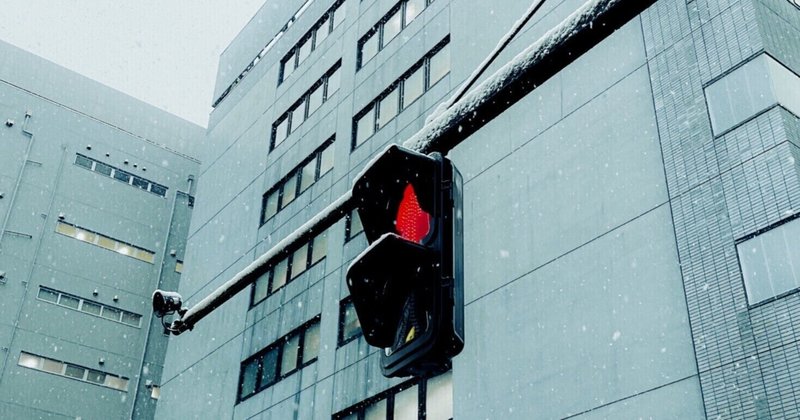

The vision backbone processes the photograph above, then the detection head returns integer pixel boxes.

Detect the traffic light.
[346,144,463,378]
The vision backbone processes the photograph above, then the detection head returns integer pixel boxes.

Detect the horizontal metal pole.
[404,0,657,155]
[168,0,655,334]
[172,190,355,334]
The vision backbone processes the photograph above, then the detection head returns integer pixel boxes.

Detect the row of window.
[353,37,450,149]
[280,0,346,84]
[272,62,342,150]
[55,221,155,264]
[75,154,167,197]
[18,352,129,392]
[212,0,319,107]
[261,139,335,224]
[238,316,321,402]
[334,371,453,420]
[37,286,142,328]
[251,229,329,306]
[358,0,434,69]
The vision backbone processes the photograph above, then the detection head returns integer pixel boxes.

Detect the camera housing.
[152,290,184,318]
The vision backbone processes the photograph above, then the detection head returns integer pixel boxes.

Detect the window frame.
[237,316,322,403]
[356,0,435,70]
[249,228,330,308]
[351,36,450,150]
[260,138,335,225]
[736,214,800,308]
[278,0,345,85]
[271,62,342,152]
[338,296,363,346]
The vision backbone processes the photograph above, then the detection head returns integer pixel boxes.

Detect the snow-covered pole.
[167,0,655,334]
[404,0,657,154]
[170,191,355,334]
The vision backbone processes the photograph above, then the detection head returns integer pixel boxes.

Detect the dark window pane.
[132,177,149,190]
[59,295,80,309]
[75,155,93,169]
[94,162,113,176]
[64,364,85,379]
[239,359,259,398]
[86,369,106,384]
[38,288,59,303]
[260,348,279,387]
[150,184,167,197]
[81,301,102,316]
[114,170,131,183]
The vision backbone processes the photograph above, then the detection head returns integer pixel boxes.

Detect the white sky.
[0,0,268,127]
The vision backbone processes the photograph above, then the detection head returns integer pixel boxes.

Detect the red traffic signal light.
[346,145,463,378]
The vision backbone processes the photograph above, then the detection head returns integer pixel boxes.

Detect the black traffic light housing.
[346,145,463,378]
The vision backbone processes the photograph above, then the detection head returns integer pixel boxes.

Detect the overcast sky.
[0,0,268,127]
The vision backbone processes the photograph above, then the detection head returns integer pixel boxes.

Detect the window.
[37,286,142,327]
[738,216,800,306]
[250,229,330,307]
[215,0,344,106]
[338,297,362,346]
[427,42,450,88]
[18,352,129,391]
[278,0,346,84]
[56,221,155,264]
[345,211,364,242]
[74,154,168,197]
[237,316,321,402]
[333,371,452,420]
[175,260,184,273]
[352,37,450,149]
[150,385,161,400]
[271,62,342,151]
[261,139,335,224]
[357,0,435,69]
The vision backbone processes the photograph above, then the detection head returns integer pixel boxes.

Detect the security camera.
[152,290,184,318]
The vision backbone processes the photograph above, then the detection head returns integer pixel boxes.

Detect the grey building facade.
[0,40,202,419]
[156,0,800,419]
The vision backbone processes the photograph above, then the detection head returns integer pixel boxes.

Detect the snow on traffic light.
[346,145,464,378]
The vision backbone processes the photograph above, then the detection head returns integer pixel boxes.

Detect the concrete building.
[0,40,202,419]
[156,0,800,418]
